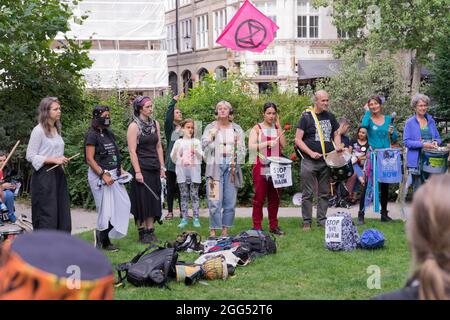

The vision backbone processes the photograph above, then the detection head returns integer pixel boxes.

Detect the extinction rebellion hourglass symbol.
[234,19,267,49]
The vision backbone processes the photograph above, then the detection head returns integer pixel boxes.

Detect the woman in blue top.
[403,94,441,194]
[358,95,398,224]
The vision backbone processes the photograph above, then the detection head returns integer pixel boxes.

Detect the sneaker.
[193,218,201,228]
[102,243,119,252]
[178,218,189,228]
[302,223,311,231]
[270,227,285,236]
[8,213,16,223]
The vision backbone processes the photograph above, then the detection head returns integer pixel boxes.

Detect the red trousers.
[251,164,281,230]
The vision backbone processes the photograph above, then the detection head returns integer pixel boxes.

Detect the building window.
[255,1,277,38]
[182,70,193,96]
[165,0,176,11]
[297,0,319,39]
[179,0,191,7]
[180,19,192,52]
[215,66,227,80]
[258,82,277,94]
[198,68,209,81]
[257,61,278,76]
[196,14,209,49]
[166,24,177,54]
[337,28,348,39]
[213,9,227,45]
[169,72,178,95]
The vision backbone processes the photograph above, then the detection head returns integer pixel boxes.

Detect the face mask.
[99,117,110,127]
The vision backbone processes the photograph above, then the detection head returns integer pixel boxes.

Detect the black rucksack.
[116,245,178,287]
[232,230,276,258]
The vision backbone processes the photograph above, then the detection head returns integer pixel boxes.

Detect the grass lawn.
[78,217,411,300]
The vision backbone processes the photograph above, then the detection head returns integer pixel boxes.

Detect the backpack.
[232,230,276,258]
[325,212,360,251]
[116,245,178,287]
[166,231,203,252]
[360,229,385,249]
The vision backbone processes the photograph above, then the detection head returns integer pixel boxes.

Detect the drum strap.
[307,109,326,158]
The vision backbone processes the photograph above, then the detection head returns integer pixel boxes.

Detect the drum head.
[267,156,292,165]
[325,151,352,167]
[292,193,303,206]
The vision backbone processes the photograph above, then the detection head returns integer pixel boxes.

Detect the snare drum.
[0,223,24,243]
[376,148,402,183]
[421,147,449,174]
[325,151,354,182]
[267,156,293,188]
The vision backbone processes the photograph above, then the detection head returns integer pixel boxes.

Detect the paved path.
[15,201,410,235]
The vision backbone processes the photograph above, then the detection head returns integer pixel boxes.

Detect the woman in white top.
[202,101,246,238]
[170,119,203,228]
[26,97,71,232]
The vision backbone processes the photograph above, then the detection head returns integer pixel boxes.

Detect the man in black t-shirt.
[295,90,342,230]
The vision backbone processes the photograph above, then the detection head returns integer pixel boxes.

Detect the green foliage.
[314,0,449,63]
[316,51,411,140]
[427,35,450,119]
[78,217,410,300]
[153,74,312,204]
[0,0,92,188]
[314,0,450,93]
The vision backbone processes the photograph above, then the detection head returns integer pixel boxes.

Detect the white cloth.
[170,138,202,184]
[26,124,65,171]
[195,248,242,267]
[88,168,130,239]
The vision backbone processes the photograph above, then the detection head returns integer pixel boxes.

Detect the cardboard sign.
[270,163,292,188]
[325,216,344,243]
[207,179,220,201]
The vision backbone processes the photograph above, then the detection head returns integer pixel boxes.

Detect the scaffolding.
[57,0,168,90]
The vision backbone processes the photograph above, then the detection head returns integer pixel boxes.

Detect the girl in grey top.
[26,97,71,232]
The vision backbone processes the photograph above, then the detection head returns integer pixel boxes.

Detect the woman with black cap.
[26,97,71,232]
[85,105,131,251]
[127,96,166,244]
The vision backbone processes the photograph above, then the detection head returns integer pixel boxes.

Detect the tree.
[428,35,450,118]
[316,50,411,139]
[314,0,450,95]
[0,0,92,187]
[0,0,92,149]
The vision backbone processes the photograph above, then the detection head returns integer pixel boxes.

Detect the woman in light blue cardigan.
[403,93,441,193]
[358,95,398,224]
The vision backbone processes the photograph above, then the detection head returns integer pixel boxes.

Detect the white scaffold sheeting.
[84,50,168,89]
[60,0,165,40]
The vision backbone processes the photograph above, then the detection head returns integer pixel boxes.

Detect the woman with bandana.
[85,105,130,251]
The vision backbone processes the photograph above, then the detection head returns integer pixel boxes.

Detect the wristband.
[98,169,104,177]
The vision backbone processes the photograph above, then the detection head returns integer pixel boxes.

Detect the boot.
[357,211,365,225]
[94,230,102,249]
[146,228,159,243]
[101,229,118,252]
[138,227,147,243]
[380,210,393,222]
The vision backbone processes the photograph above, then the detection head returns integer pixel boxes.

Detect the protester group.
[1,90,449,299]
[0,91,447,246]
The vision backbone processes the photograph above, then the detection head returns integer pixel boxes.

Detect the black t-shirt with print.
[296,110,340,159]
[350,139,369,155]
[85,129,119,170]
